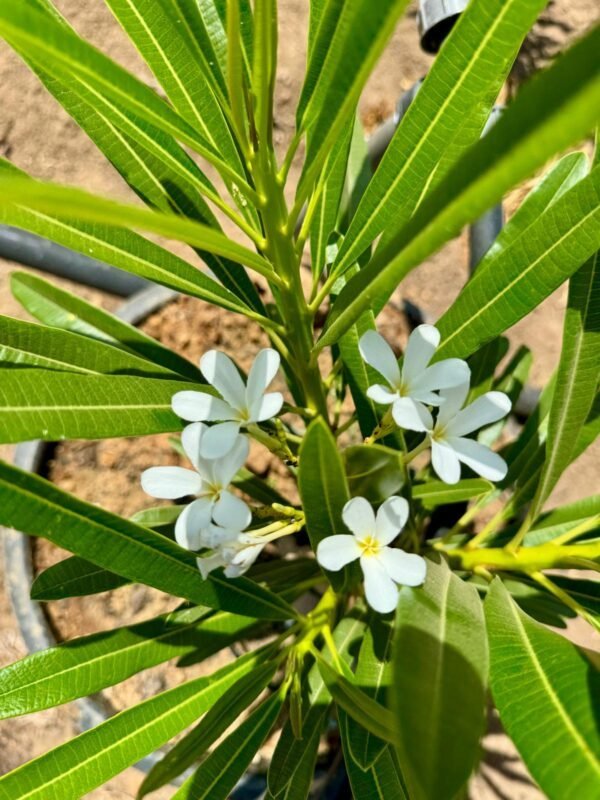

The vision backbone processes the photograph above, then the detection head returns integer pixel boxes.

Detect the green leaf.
[435,169,600,361]
[172,691,284,800]
[30,556,130,600]
[0,459,297,620]
[0,370,194,442]
[10,1,264,312]
[347,614,394,768]
[317,656,396,744]
[252,0,277,148]
[232,466,290,506]
[344,445,403,506]
[0,647,267,800]
[10,271,202,382]
[485,579,600,799]
[0,315,181,379]
[0,174,276,282]
[298,418,352,591]
[466,337,510,401]
[0,0,246,184]
[267,614,365,799]
[138,659,276,797]
[168,0,227,95]
[339,712,408,800]
[0,174,258,319]
[549,576,600,620]
[523,496,600,546]
[103,0,244,176]
[0,605,262,718]
[319,27,600,349]
[393,555,488,800]
[412,479,493,510]
[296,0,409,205]
[333,0,550,276]
[130,503,183,529]
[478,345,532,447]
[475,151,589,271]
[527,248,599,518]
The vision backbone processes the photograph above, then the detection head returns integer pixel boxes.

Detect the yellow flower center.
[358,535,381,557]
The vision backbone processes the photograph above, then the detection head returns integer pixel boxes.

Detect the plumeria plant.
[0,0,598,798]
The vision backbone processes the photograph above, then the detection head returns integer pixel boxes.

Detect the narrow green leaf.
[138,659,276,797]
[339,712,408,800]
[298,418,352,591]
[393,555,488,800]
[0,605,262,718]
[478,345,532,447]
[319,27,600,349]
[168,0,227,94]
[523,496,600,546]
[476,151,588,271]
[104,0,244,175]
[0,459,297,620]
[317,656,396,744]
[528,248,599,517]
[485,579,600,799]
[252,0,276,147]
[11,272,202,382]
[467,337,510,402]
[30,556,130,600]
[0,315,181,379]
[549,576,600,619]
[232,466,290,506]
[0,184,257,319]
[435,170,600,361]
[333,0,550,276]
[0,370,196,443]
[296,0,409,204]
[347,614,394,768]
[0,174,276,281]
[172,691,284,799]
[0,648,267,800]
[412,479,493,510]
[0,0,247,184]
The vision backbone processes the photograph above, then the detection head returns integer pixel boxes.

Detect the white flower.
[359,326,470,432]
[172,348,284,458]
[196,526,265,579]
[428,382,511,485]
[141,422,251,550]
[316,496,426,614]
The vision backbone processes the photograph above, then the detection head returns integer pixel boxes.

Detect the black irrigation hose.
[0,225,149,296]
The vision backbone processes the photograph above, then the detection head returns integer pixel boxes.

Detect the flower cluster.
[359,325,511,484]
[142,348,284,577]
[142,325,511,614]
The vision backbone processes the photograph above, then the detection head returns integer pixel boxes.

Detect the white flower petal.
[375,496,409,545]
[412,390,444,406]
[359,330,401,387]
[446,391,511,437]
[198,421,242,459]
[202,523,243,548]
[316,535,362,571]
[366,384,398,405]
[249,391,284,423]
[224,543,264,577]
[380,547,427,587]
[175,497,213,550]
[200,350,246,409]
[342,497,376,538]
[213,490,251,529]
[197,552,226,580]
[391,397,433,432]
[141,466,202,499]
[180,422,208,471]
[435,381,470,428]
[246,349,280,408]
[360,556,399,614]
[211,434,249,486]
[172,391,234,423]
[410,358,470,395]
[431,439,461,484]
[447,437,508,482]
[401,324,440,385]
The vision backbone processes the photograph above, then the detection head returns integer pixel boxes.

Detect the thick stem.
[447,542,600,573]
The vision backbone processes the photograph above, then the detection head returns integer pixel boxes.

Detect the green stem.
[531,571,599,631]
[551,514,600,546]
[448,541,600,573]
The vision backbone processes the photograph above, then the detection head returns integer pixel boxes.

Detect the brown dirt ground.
[0,1,599,798]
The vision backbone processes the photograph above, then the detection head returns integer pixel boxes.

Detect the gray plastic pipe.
[0,225,149,296]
